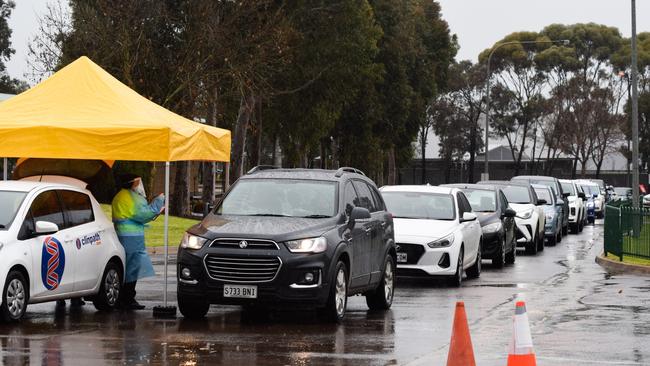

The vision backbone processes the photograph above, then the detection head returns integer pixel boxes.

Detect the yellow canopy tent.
[0,56,231,316]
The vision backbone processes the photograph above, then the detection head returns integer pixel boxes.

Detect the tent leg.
[153,161,176,318]
[3,158,6,180]
[225,162,230,190]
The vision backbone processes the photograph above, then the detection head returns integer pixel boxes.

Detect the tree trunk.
[468,123,477,183]
[230,92,256,184]
[171,161,190,216]
[420,130,427,184]
[387,147,397,185]
[273,136,282,167]
[571,157,578,179]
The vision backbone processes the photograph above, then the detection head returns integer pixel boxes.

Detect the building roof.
[476,145,530,162]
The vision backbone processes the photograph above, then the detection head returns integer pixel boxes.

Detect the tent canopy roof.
[0,56,230,162]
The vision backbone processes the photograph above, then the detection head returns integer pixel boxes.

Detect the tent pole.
[3,158,6,180]
[163,161,170,306]
[225,162,230,190]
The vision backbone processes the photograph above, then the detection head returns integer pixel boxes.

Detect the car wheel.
[1,270,28,322]
[492,236,505,269]
[537,232,545,252]
[466,244,481,279]
[562,224,569,236]
[579,219,584,232]
[366,255,395,310]
[505,240,516,264]
[557,229,562,243]
[447,248,464,287]
[320,261,348,323]
[93,262,122,312]
[548,232,557,246]
[526,234,538,255]
[178,294,210,319]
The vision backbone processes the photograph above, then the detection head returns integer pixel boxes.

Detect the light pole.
[631,0,640,211]
[482,39,570,181]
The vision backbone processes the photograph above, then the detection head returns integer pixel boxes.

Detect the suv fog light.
[181,267,192,279]
[304,272,314,283]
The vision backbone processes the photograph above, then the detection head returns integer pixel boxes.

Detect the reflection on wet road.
[1,221,650,365]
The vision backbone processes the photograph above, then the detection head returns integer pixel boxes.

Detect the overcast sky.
[6,1,650,81]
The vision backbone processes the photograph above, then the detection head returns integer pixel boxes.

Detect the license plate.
[223,284,258,299]
[397,252,408,263]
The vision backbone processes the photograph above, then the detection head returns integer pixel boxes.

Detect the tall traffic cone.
[507,301,536,366]
[446,301,476,366]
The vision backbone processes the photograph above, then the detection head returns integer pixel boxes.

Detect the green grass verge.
[100,204,199,247]
[606,253,650,266]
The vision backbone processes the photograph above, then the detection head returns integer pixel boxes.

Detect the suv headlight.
[180,233,208,250]
[482,222,502,234]
[285,237,327,253]
[427,233,455,248]
[516,209,533,220]
[545,212,555,221]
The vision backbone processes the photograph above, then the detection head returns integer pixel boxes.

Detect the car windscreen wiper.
[247,213,290,217]
[301,214,332,218]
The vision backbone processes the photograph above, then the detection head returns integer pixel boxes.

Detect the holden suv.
[176,167,396,322]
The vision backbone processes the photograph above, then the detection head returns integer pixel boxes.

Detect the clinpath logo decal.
[41,236,66,291]
[75,233,102,250]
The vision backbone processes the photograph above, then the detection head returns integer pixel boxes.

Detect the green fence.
[604,203,650,261]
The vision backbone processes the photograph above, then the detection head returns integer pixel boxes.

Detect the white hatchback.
[0,177,125,321]
[380,185,482,287]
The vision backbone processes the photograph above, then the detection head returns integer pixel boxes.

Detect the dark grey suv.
[176,167,396,322]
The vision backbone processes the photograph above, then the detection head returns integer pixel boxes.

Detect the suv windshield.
[534,188,554,205]
[462,189,496,212]
[216,179,337,218]
[501,186,532,204]
[382,192,455,220]
[0,191,27,229]
[561,182,576,196]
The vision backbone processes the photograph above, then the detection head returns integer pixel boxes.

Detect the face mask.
[133,180,146,197]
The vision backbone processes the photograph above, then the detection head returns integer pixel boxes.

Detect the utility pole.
[631,0,640,212]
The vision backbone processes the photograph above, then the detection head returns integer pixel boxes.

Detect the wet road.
[2,221,650,365]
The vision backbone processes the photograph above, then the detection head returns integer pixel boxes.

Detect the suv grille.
[203,255,281,283]
[209,238,279,250]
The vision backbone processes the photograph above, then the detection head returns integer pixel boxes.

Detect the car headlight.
[180,233,208,250]
[516,209,533,220]
[482,222,502,234]
[285,237,328,253]
[427,233,455,248]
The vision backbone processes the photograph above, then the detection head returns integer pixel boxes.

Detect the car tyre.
[466,243,481,279]
[93,262,122,312]
[1,270,28,322]
[178,294,210,319]
[526,234,538,255]
[548,232,557,246]
[366,255,395,310]
[557,229,562,243]
[447,248,464,287]
[492,236,505,269]
[562,224,569,236]
[319,261,348,323]
[537,232,545,252]
[505,240,516,264]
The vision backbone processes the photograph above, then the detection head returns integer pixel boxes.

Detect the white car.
[560,179,586,233]
[0,177,125,321]
[577,180,605,218]
[379,185,482,287]
[479,181,546,255]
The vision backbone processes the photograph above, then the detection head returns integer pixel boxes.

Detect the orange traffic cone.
[446,301,476,366]
[507,301,536,366]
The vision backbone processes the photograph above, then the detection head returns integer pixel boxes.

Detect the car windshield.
[534,188,553,205]
[0,191,27,230]
[216,179,337,218]
[561,182,576,196]
[501,186,532,204]
[381,192,455,220]
[462,189,496,212]
[581,185,599,196]
[614,187,632,196]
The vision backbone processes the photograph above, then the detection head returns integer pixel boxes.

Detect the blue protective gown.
[112,189,165,283]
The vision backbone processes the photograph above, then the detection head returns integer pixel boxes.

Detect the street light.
[482,39,570,181]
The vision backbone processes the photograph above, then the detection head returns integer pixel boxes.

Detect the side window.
[499,191,509,210]
[59,190,95,228]
[352,180,376,212]
[369,185,385,212]
[343,183,359,217]
[29,191,65,230]
[460,193,472,213]
[457,193,470,216]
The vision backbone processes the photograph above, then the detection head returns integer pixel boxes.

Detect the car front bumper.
[515,217,536,245]
[395,242,460,277]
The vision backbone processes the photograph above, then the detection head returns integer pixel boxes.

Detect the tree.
[430,96,472,183]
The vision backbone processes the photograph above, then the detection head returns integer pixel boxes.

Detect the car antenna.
[39,169,45,182]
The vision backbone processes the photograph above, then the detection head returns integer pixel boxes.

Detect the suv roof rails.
[247,165,279,175]
[334,167,366,177]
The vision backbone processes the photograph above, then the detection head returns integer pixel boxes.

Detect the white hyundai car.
[0,177,125,322]
[379,185,482,287]
[560,179,586,233]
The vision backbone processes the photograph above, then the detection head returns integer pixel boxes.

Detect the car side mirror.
[348,207,371,228]
[460,212,477,222]
[35,221,59,235]
[556,199,565,206]
[537,199,547,205]
[563,192,570,198]
[503,208,517,218]
[578,192,586,199]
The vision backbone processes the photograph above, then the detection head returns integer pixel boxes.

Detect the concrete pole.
[631,0,640,211]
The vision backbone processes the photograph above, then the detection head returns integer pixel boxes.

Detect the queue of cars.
[0,166,608,323]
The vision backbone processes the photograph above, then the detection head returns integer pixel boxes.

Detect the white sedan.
[0,177,125,321]
[380,185,482,287]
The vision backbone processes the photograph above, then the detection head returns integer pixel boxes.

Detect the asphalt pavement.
[2,220,650,365]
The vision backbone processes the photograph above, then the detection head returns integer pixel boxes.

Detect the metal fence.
[604,202,650,261]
